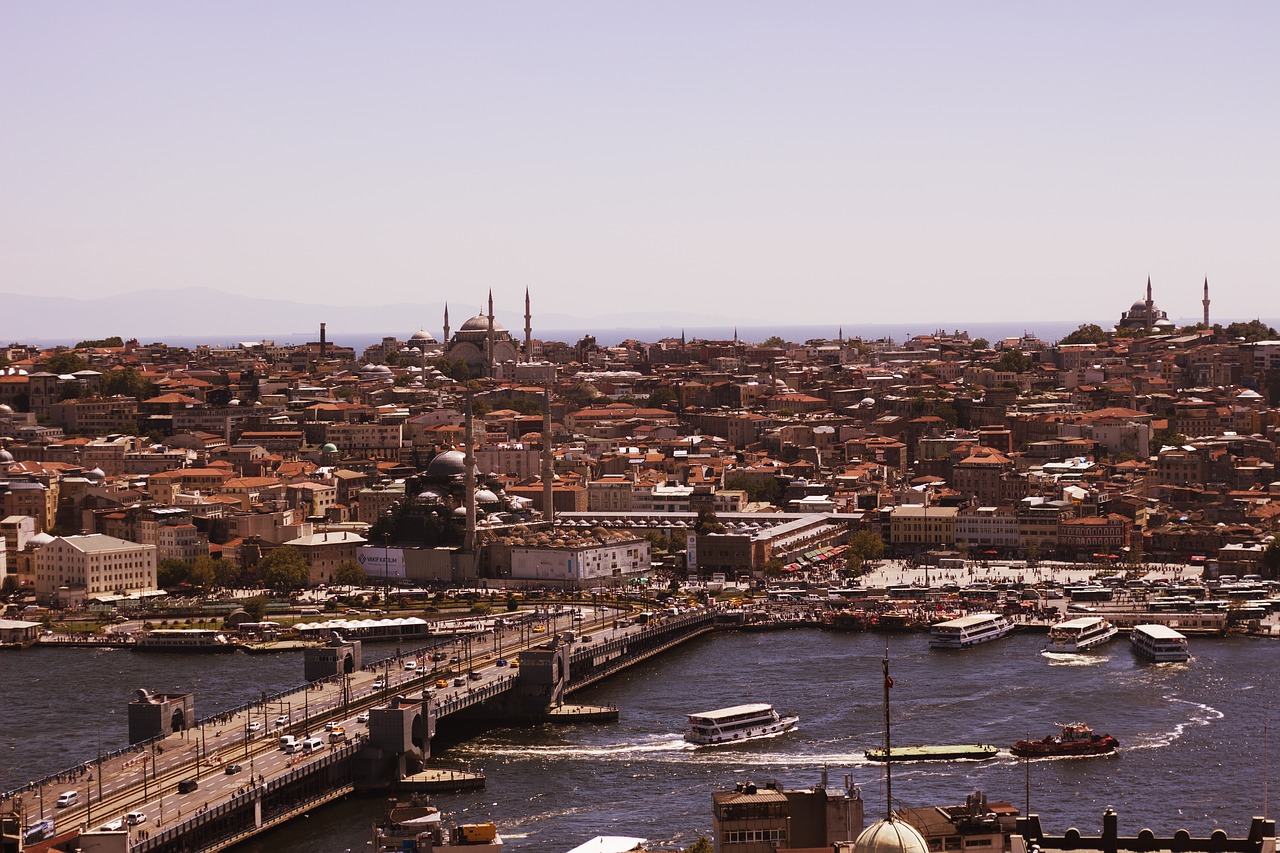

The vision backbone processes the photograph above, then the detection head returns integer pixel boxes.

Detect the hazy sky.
[3,2,1277,327]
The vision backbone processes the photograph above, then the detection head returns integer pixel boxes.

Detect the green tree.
[760,336,788,348]
[1150,429,1188,455]
[695,508,725,535]
[242,595,268,621]
[1059,323,1109,345]
[43,351,90,374]
[1262,539,1280,578]
[647,386,677,409]
[970,338,989,350]
[75,336,124,348]
[157,559,191,588]
[724,474,783,505]
[685,837,714,853]
[1216,320,1279,342]
[994,349,1033,373]
[847,530,886,563]
[102,367,156,400]
[333,561,367,587]
[259,546,311,591]
[214,558,243,589]
[189,555,219,589]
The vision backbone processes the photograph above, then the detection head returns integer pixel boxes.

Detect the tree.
[1216,320,1279,343]
[1150,429,1188,455]
[647,387,677,409]
[214,558,243,589]
[242,595,268,622]
[189,555,219,589]
[724,473,783,505]
[75,336,124,348]
[1262,539,1280,578]
[846,530,885,564]
[760,336,788,348]
[995,350,1033,374]
[259,546,311,591]
[333,561,367,587]
[102,367,156,400]
[1059,324,1109,345]
[685,837,714,853]
[43,351,90,375]
[157,559,191,588]
[970,338,989,350]
[695,508,725,535]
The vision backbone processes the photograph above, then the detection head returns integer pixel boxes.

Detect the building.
[1114,277,1176,334]
[508,535,649,586]
[280,531,367,585]
[712,777,865,853]
[34,534,157,600]
[889,505,958,551]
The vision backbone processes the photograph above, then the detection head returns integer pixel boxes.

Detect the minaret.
[1203,277,1210,328]
[464,394,477,552]
[541,385,555,525]
[1145,276,1153,309]
[524,288,532,363]
[486,290,496,378]
[442,303,451,345]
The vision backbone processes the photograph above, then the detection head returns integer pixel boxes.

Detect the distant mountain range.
[0,287,742,344]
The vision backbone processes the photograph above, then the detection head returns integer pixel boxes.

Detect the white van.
[55,791,78,808]
[301,736,325,755]
[280,735,300,753]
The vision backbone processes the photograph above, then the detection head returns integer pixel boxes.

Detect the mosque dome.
[0,448,14,464]
[0,403,13,414]
[321,443,339,454]
[359,363,394,379]
[459,314,506,333]
[426,450,469,479]
[853,819,930,853]
[87,467,106,481]
[475,488,500,505]
[409,328,437,343]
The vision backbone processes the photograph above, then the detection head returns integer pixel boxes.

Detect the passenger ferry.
[1044,616,1118,653]
[135,629,235,652]
[1130,623,1190,662]
[929,613,1013,649]
[685,703,799,745]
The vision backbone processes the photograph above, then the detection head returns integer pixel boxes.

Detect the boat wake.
[1040,651,1108,667]
[1125,697,1223,750]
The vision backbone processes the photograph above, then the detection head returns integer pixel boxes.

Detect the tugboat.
[1011,722,1118,758]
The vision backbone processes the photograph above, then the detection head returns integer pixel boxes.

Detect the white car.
[274,715,289,726]
[126,811,147,826]
[372,678,386,689]
[248,721,262,731]
[356,712,369,723]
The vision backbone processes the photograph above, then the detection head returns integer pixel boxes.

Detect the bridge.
[2,607,714,852]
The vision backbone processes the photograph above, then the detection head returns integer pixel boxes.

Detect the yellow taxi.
[435,679,449,688]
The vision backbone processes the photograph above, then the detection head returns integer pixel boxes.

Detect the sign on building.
[357,546,406,578]
[686,533,698,569]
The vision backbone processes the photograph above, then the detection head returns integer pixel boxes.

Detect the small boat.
[1044,616,1118,653]
[864,744,1000,762]
[1011,722,1118,758]
[685,703,799,745]
[373,799,502,851]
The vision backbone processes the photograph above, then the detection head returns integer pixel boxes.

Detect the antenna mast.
[882,646,892,820]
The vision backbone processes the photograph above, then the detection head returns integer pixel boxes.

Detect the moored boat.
[1011,722,1118,758]
[373,799,503,851]
[135,629,235,652]
[865,743,1000,762]
[1044,616,1118,653]
[685,703,799,745]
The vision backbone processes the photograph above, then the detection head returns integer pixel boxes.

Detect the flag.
[885,674,893,689]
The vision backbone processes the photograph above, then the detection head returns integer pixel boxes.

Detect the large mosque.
[437,289,533,378]
[1114,276,1211,334]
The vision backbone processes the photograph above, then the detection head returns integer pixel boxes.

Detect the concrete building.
[34,534,157,599]
[508,536,649,585]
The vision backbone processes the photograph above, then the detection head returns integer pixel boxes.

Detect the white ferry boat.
[135,629,235,653]
[685,703,799,745]
[929,613,1013,649]
[1130,623,1190,662]
[1044,616,1118,653]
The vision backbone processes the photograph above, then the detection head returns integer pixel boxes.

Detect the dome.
[359,363,394,378]
[409,328,437,343]
[0,403,13,414]
[426,450,468,478]
[459,313,506,333]
[1130,299,1149,312]
[853,819,929,853]
[87,467,106,481]
[321,443,339,454]
[0,448,14,463]
[475,488,500,504]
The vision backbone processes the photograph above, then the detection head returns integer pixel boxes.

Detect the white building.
[510,537,650,585]
[34,534,158,599]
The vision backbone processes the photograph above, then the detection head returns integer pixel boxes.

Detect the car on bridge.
[356,712,369,723]
[225,763,243,775]
[126,812,147,826]
[373,678,386,689]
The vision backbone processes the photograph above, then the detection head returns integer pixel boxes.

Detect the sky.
[2,2,1278,328]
